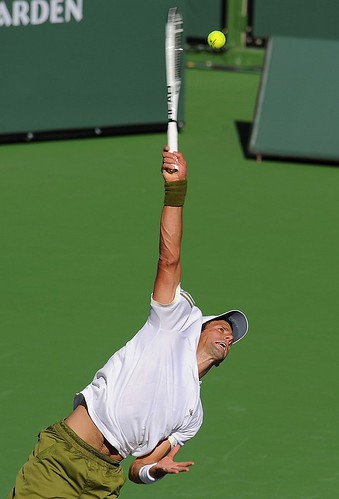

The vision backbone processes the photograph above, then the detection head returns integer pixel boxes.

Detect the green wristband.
[164,180,187,207]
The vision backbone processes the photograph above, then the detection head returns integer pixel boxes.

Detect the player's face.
[200,320,234,364]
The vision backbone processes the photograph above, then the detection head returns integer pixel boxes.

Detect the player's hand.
[150,445,194,478]
[162,146,187,182]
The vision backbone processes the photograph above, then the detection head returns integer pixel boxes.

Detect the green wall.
[249,1,339,162]
[0,0,185,137]
[253,0,339,41]
[250,36,339,162]
[186,0,224,39]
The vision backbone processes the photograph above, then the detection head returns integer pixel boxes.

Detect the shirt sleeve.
[148,286,196,332]
[170,400,203,446]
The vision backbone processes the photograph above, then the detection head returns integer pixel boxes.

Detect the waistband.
[53,420,121,467]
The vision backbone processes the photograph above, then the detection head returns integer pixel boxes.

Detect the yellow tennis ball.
[207,30,226,49]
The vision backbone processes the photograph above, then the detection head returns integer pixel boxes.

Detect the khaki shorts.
[8,421,126,499]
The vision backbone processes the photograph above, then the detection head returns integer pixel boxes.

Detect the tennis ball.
[207,30,226,49]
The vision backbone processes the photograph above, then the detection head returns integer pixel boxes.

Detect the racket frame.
[165,7,183,164]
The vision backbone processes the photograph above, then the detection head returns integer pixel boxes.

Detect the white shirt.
[75,287,204,458]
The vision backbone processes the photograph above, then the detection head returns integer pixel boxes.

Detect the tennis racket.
[165,7,183,168]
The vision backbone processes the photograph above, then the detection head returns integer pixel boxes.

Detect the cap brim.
[202,309,248,344]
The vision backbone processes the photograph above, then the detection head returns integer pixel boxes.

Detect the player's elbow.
[158,253,180,270]
[128,462,143,484]
[157,257,181,281]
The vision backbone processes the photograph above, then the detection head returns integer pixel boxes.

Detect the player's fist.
[162,146,187,182]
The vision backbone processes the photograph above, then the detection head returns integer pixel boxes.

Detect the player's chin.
[214,344,229,360]
[213,355,226,368]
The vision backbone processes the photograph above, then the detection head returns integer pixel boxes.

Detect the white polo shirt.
[75,287,204,458]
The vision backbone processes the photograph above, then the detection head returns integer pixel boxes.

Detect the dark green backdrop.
[253,0,339,40]
[186,0,224,39]
[249,35,339,162]
[0,0,185,136]
[249,0,339,162]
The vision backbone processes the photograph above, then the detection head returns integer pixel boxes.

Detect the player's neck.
[197,352,215,379]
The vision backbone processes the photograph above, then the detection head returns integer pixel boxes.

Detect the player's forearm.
[129,439,172,484]
[129,460,167,485]
[129,460,168,485]
[159,205,183,268]
[129,460,147,484]
[129,442,194,485]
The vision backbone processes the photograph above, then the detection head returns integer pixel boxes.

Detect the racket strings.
[167,8,183,82]
[174,23,183,80]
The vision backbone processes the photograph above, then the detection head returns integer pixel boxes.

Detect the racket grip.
[167,121,178,153]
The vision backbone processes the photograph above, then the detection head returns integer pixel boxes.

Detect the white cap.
[202,309,249,344]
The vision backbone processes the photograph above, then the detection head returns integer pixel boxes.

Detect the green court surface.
[1,68,339,498]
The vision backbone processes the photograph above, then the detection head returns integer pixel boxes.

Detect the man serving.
[9,146,248,498]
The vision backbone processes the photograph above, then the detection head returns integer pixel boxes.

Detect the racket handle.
[167,121,178,153]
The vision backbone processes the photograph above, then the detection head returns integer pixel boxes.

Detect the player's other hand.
[162,146,187,182]
[151,445,194,478]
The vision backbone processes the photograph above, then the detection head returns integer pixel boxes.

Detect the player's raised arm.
[152,146,187,305]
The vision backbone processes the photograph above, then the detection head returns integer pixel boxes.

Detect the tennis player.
[8,146,248,498]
